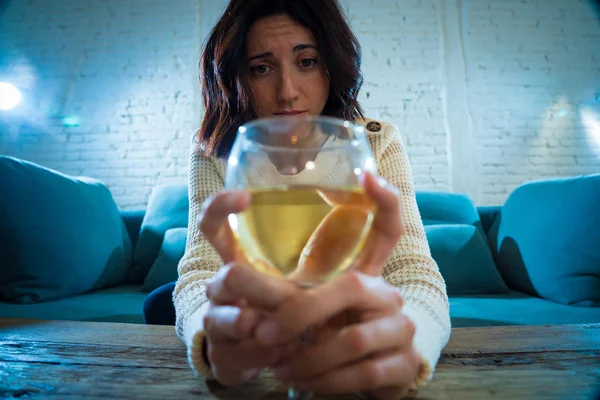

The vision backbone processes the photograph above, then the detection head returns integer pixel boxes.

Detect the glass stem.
[287,329,313,399]
[288,282,314,400]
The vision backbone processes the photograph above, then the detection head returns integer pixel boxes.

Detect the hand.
[203,263,300,386]
[258,272,418,398]
[198,191,301,386]
[293,172,406,281]
[252,173,420,398]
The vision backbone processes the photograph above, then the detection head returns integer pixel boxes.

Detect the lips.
[273,110,308,116]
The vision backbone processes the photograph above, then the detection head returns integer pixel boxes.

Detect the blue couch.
[0,208,148,324]
[1,163,599,327]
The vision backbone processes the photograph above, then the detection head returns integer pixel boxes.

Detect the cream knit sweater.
[174,118,451,390]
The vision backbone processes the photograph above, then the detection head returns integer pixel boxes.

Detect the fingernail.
[359,171,368,185]
[274,364,291,379]
[241,368,260,381]
[257,320,280,344]
[377,176,388,187]
[377,176,400,196]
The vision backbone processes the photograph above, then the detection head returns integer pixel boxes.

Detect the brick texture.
[0,0,201,209]
[462,0,600,204]
[1,0,599,208]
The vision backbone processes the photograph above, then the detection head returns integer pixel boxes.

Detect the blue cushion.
[488,174,600,306]
[425,224,509,295]
[121,209,145,247]
[0,285,147,323]
[450,291,600,327]
[478,206,501,235]
[0,156,132,303]
[129,185,188,283]
[417,192,481,227]
[142,228,187,292]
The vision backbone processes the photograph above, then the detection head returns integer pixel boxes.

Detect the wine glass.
[224,115,377,399]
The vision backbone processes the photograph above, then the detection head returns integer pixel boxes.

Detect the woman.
[149,0,451,398]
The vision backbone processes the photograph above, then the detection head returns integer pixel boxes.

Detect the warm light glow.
[305,161,315,170]
[0,82,22,110]
[580,107,600,147]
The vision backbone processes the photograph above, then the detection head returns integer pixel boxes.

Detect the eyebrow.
[247,44,317,62]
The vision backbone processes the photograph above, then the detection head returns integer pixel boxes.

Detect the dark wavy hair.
[198,0,364,158]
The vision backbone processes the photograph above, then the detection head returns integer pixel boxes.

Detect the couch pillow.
[425,224,509,295]
[417,192,481,227]
[129,185,188,283]
[488,174,600,306]
[0,156,132,303]
[142,228,187,292]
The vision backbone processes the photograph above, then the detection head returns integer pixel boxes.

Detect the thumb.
[198,190,251,264]
[353,172,405,276]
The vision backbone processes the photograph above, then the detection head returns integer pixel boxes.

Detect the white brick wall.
[0,0,202,209]
[463,0,600,204]
[1,0,599,208]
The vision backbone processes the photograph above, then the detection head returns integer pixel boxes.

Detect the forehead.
[246,14,316,52]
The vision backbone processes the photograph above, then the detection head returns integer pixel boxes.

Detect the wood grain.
[0,318,181,348]
[443,323,600,353]
[1,319,599,399]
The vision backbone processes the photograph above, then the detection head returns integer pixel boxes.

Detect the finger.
[354,172,405,275]
[275,314,415,381]
[290,350,419,394]
[310,311,354,344]
[209,340,289,370]
[209,340,291,387]
[206,263,299,310]
[255,272,401,345]
[198,191,251,264]
[294,204,372,283]
[203,304,262,341]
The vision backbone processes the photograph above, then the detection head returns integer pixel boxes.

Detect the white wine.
[228,186,375,284]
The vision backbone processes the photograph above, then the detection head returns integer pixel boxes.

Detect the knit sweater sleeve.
[173,133,224,378]
[175,125,451,386]
[369,122,451,389]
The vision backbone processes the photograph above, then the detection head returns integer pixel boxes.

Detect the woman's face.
[244,14,330,119]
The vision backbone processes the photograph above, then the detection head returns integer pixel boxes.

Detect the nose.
[277,66,300,105]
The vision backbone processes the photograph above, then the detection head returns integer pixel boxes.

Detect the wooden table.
[1,319,599,399]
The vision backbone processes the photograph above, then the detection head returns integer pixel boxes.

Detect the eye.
[249,64,271,76]
[299,58,318,69]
